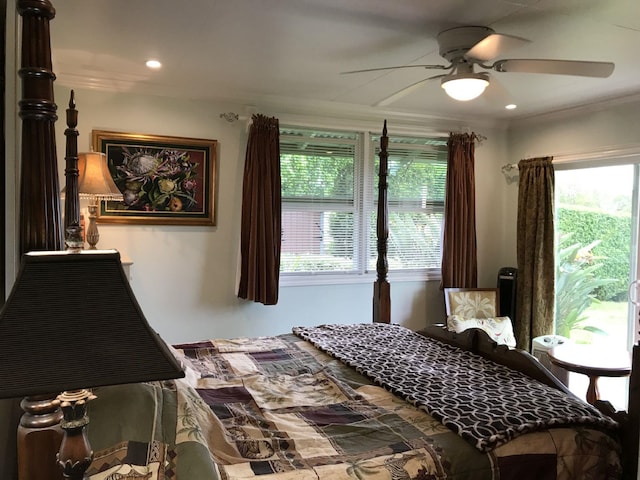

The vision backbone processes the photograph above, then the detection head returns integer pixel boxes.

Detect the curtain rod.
[221,112,488,143]
[502,143,640,176]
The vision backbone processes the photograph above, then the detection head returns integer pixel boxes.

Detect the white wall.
[509,95,640,161]
[49,86,512,344]
[474,129,516,285]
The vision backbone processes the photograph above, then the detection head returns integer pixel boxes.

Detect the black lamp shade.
[0,250,184,399]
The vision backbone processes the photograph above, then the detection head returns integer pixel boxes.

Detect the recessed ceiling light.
[146,59,162,69]
[505,104,517,110]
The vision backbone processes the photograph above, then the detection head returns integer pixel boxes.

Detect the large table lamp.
[77,152,123,249]
[0,250,184,480]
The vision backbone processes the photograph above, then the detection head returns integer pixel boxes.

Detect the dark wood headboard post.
[623,343,640,478]
[17,0,63,255]
[63,90,80,237]
[373,120,390,323]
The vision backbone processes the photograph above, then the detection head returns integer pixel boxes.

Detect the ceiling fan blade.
[481,75,511,104]
[492,59,614,78]
[341,64,449,75]
[466,33,530,62]
[374,75,445,107]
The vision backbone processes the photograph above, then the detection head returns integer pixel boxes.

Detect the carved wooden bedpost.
[624,342,640,478]
[373,120,390,323]
[18,0,63,255]
[63,90,82,247]
[16,3,65,480]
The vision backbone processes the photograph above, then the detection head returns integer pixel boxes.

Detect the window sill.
[279,269,440,287]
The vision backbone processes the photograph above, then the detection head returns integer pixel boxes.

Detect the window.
[280,126,447,283]
[554,164,636,349]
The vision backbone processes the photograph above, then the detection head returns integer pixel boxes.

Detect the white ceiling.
[48,0,640,124]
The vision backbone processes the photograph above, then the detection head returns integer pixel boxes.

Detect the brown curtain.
[441,132,478,288]
[515,157,555,350]
[238,114,281,305]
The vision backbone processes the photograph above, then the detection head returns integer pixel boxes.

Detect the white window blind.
[280,128,362,274]
[280,127,447,280]
[369,135,447,272]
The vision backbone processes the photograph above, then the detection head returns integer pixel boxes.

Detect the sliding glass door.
[555,164,637,349]
[554,163,639,408]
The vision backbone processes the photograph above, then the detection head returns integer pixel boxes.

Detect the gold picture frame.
[92,130,217,226]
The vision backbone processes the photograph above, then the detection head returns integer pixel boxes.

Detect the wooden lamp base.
[56,390,96,480]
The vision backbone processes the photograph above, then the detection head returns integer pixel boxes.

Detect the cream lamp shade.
[77,152,122,199]
[76,152,122,249]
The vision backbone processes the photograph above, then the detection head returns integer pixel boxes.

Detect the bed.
[12,1,640,479]
[79,324,625,480]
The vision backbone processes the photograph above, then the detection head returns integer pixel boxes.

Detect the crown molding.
[507,90,640,128]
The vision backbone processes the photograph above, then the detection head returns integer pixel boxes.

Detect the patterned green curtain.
[516,157,555,350]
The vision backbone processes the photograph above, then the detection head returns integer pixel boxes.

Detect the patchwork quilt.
[85,324,622,480]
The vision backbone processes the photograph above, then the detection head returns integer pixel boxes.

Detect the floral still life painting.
[92,131,217,225]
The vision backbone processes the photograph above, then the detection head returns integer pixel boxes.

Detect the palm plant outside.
[555,233,617,339]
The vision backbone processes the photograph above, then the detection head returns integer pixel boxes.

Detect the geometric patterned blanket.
[293,323,619,452]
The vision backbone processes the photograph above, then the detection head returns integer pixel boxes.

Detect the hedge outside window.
[280,127,447,281]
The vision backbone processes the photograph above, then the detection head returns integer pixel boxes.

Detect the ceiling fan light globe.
[441,76,489,101]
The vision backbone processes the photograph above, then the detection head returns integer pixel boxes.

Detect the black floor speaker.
[497,267,517,323]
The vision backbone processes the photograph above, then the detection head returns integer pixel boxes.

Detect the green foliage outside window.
[555,233,616,338]
[556,207,631,301]
[281,154,353,200]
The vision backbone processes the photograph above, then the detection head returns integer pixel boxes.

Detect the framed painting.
[444,288,500,318]
[92,130,217,225]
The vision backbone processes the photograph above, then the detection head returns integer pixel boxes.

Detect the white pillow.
[447,315,516,347]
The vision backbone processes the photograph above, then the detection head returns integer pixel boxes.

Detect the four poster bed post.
[17,0,63,255]
[612,342,640,477]
[373,120,390,323]
[15,2,65,480]
[63,91,81,236]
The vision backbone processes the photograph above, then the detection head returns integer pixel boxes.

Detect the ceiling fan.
[342,26,615,104]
